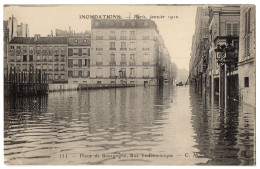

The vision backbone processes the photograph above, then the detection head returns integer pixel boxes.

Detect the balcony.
[120,48,127,51]
[120,36,127,40]
[143,76,150,79]
[143,62,149,66]
[29,50,34,54]
[129,48,136,51]
[109,36,116,40]
[120,62,127,66]
[109,48,116,50]
[129,61,136,66]
[109,61,116,66]
[142,48,149,51]
[43,58,48,62]
[96,48,103,51]
[129,75,136,78]
[60,58,65,62]
[16,50,21,55]
[96,62,103,66]
[96,75,103,78]
[48,68,53,71]
[110,75,116,78]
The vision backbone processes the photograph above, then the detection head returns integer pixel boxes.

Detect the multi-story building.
[7,35,68,83]
[4,16,29,74]
[67,35,91,84]
[189,7,209,94]
[238,5,255,107]
[208,5,240,103]
[90,19,167,86]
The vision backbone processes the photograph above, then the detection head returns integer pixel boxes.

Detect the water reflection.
[4,86,255,165]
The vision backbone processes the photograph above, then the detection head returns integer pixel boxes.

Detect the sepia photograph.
[2,3,256,165]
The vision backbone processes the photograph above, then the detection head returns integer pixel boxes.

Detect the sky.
[4,5,197,70]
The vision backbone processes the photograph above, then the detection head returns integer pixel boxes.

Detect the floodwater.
[4,86,255,165]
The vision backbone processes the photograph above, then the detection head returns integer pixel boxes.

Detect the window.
[244,77,249,87]
[83,70,88,77]
[74,39,78,43]
[48,46,53,55]
[48,55,53,61]
[73,71,78,77]
[143,54,149,62]
[60,74,65,80]
[22,64,27,71]
[48,64,53,71]
[73,48,78,55]
[96,54,102,65]
[83,48,88,55]
[110,42,115,50]
[121,31,127,40]
[120,68,126,78]
[110,68,115,78]
[130,42,136,50]
[130,54,136,62]
[68,71,73,77]
[48,74,53,80]
[29,46,34,53]
[78,48,82,56]
[84,39,87,43]
[73,59,78,67]
[54,55,59,61]
[29,55,33,62]
[54,74,59,80]
[60,46,65,54]
[43,64,48,70]
[60,64,65,71]
[16,55,21,62]
[110,54,115,62]
[226,22,239,36]
[54,46,59,54]
[10,46,15,52]
[121,54,126,62]
[23,46,27,53]
[23,55,27,62]
[36,46,41,54]
[130,31,135,36]
[36,55,41,62]
[43,55,47,61]
[60,55,65,62]
[97,68,102,78]
[83,59,88,67]
[42,46,47,54]
[121,42,126,50]
[36,64,41,70]
[130,68,135,77]
[54,64,59,71]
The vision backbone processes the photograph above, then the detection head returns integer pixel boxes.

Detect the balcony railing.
[143,62,149,66]
[142,48,149,51]
[129,48,136,51]
[129,61,136,66]
[129,36,136,40]
[129,75,136,78]
[109,36,116,40]
[120,48,127,51]
[96,48,103,51]
[109,48,116,50]
[143,76,150,79]
[120,36,127,40]
[109,61,116,65]
[120,62,127,66]
[96,62,103,66]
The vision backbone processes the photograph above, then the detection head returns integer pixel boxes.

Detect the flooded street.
[4,86,255,165]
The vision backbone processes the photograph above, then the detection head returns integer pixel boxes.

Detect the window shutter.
[78,48,82,56]
[68,59,73,68]
[68,48,73,56]
[232,23,238,36]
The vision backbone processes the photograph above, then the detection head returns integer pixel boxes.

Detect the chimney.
[34,34,40,41]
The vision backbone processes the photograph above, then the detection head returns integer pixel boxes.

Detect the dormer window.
[74,39,78,43]
[84,39,87,43]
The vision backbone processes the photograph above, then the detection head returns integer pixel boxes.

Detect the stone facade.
[238,5,255,107]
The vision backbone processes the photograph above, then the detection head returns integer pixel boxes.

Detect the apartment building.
[67,35,91,84]
[7,35,68,83]
[90,19,165,86]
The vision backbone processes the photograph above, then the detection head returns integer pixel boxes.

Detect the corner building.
[90,19,162,86]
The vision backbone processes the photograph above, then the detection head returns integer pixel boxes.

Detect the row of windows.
[95,36,150,40]
[68,59,90,68]
[9,55,66,62]
[68,70,90,78]
[47,73,66,80]
[68,48,90,56]
[10,46,66,54]
[10,64,66,71]
[95,68,150,78]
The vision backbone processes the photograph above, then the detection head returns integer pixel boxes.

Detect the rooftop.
[9,37,68,44]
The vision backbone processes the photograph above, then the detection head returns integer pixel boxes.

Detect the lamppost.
[214,36,237,103]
